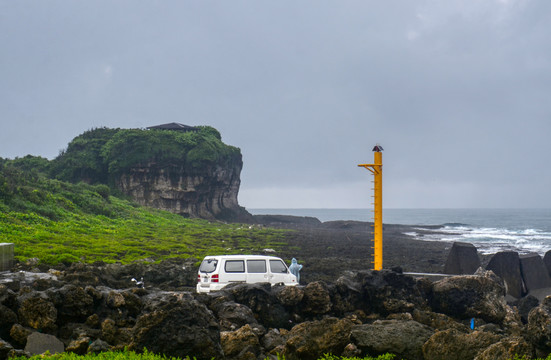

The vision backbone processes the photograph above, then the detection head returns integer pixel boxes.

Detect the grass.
[0,165,292,266]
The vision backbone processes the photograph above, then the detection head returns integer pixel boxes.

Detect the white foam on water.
[404,225,551,256]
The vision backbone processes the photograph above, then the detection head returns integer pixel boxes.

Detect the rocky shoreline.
[2,217,551,359]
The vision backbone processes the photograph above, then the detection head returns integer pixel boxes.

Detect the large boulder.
[486,251,525,299]
[422,329,502,360]
[283,317,354,360]
[212,301,259,331]
[444,242,481,275]
[47,285,94,323]
[130,292,223,360]
[17,292,57,331]
[301,281,332,315]
[350,319,433,360]
[411,309,469,331]
[473,336,533,360]
[0,339,14,360]
[335,270,423,317]
[429,270,508,324]
[513,295,539,324]
[527,296,551,355]
[0,305,17,339]
[220,324,261,360]
[224,283,291,329]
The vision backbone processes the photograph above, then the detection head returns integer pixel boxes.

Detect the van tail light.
[211,274,219,283]
[197,274,201,283]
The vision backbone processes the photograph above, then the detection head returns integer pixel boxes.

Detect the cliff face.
[116,156,252,222]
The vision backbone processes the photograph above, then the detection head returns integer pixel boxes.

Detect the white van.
[196,255,298,293]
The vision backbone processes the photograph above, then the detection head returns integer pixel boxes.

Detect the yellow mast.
[358,144,383,271]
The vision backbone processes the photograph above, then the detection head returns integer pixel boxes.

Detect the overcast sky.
[1,1,550,209]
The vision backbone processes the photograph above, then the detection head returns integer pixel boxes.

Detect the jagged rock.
[9,324,31,348]
[120,290,143,317]
[283,317,353,360]
[513,295,539,324]
[473,336,533,360]
[0,284,17,308]
[526,296,551,354]
[0,339,14,360]
[412,309,469,331]
[274,284,304,307]
[351,319,433,360]
[444,242,481,275]
[66,336,91,355]
[57,322,100,345]
[301,281,332,315]
[342,343,362,358]
[24,332,65,355]
[130,292,223,360]
[422,329,502,360]
[213,301,258,331]
[335,270,424,317]
[88,339,110,354]
[50,285,94,322]
[225,283,291,329]
[220,324,261,359]
[17,292,57,331]
[261,328,287,353]
[86,313,100,328]
[0,304,17,339]
[486,251,525,298]
[101,318,119,344]
[520,253,551,293]
[106,290,125,308]
[429,270,508,324]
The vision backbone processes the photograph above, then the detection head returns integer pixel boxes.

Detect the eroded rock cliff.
[116,159,250,222]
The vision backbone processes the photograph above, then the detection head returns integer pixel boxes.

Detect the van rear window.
[225,260,245,273]
[199,259,218,273]
[247,260,267,273]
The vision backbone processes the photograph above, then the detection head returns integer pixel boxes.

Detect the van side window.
[269,260,288,274]
[225,260,245,273]
[247,260,267,273]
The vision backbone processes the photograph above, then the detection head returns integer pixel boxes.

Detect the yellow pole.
[358,145,383,271]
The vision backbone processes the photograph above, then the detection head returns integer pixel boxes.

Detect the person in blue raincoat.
[289,258,303,284]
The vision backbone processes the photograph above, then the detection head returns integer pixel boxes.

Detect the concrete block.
[444,242,480,275]
[542,250,551,278]
[24,332,64,355]
[0,243,14,271]
[520,253,551,293]
[486,251,525,298]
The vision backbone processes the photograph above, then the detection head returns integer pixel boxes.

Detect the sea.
[248,208,551,256]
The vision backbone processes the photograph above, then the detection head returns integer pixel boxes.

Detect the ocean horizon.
[248,208,551,256]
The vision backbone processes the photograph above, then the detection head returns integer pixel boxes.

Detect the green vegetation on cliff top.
[0,129,287,266]
[50,126,241,185]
